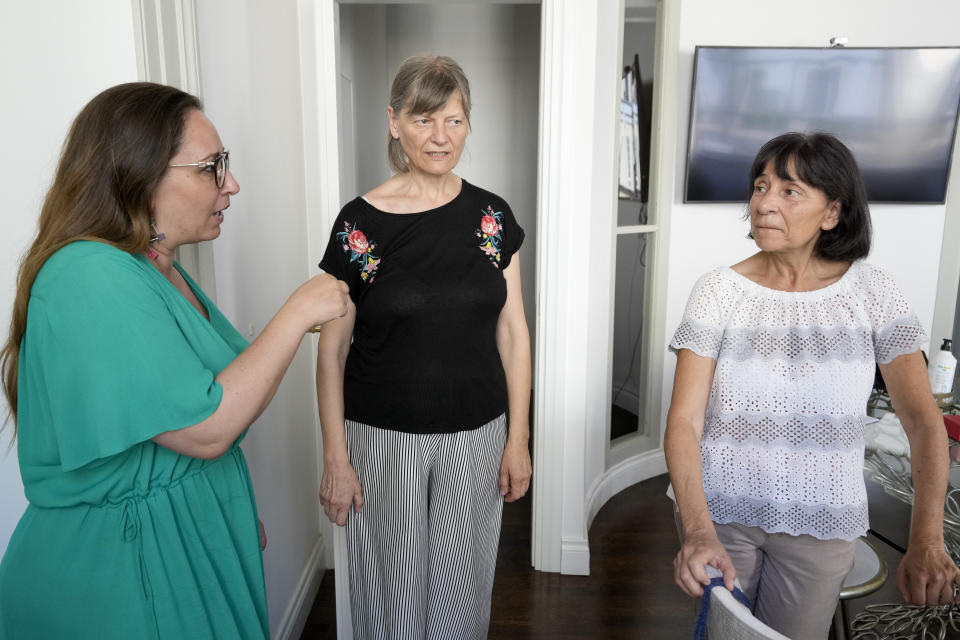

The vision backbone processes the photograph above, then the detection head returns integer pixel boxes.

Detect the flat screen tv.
[684,46,960,203]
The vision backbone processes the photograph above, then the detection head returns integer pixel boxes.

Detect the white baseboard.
[273,535,327,640]
[561,536,591,575]
[586,449,667,527]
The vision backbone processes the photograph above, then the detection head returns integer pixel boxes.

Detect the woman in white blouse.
[665,132,960,639]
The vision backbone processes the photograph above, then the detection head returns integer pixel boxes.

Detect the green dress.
[0,241,268,639]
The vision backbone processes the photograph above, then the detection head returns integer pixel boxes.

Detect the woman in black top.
[316,54,531,639]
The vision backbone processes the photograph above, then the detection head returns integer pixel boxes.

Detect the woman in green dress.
[0,82,350,639]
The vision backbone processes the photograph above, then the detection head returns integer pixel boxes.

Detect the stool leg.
[832,600,847,640]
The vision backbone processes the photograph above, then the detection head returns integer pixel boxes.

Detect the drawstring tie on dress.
[120,498,152,601]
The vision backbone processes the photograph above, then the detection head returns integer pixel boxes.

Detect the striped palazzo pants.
[344,414,507,640]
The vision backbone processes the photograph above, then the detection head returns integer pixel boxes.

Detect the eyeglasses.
[169,150,230,188]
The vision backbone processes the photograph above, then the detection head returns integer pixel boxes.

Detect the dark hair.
[747,132,871,261]
[1,82,202,429]
[387,54,471,173]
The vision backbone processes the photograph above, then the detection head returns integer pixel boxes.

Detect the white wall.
[339,3,541,344]
[0,1,138,557]
[655,0,960,437]
[193,2,325,636]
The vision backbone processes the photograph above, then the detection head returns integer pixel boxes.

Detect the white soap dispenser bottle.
[928,338,957,409]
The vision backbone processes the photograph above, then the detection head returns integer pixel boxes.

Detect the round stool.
[833,536,888,640]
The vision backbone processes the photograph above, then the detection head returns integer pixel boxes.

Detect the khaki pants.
[714,521,856,640]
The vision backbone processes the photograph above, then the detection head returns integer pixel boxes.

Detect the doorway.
[337,3,541,339]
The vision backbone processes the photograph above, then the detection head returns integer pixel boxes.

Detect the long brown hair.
[1,82,202,432]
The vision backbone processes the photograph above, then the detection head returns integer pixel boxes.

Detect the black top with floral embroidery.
[319,180,525,434]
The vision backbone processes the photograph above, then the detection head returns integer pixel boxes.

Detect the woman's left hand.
[258,519,267,551]
[897,543,960,605]
[500,439,531,502]
[881,350,960,605]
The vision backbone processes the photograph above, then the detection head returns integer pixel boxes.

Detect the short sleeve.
[319,201,368,303]
[497,200,525,270]
[858,264,926,363]
[669,270,728,360]
[25,251,224,470]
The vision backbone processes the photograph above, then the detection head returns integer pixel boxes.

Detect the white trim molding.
[295,0,340,571]
[296,0,349,636]
[273,536,327,640]
[601,0,679,474]
[560,537,591,576]
[931,126,960,347]
[595,0,680,533]
[586,449,667,526]
[131,0,217,299]
[297,0,343,247]
[615,224,659,235]
[532,0,624,575]
[131,0,202,94]
[531,0,565,576]
[638,0,680,456]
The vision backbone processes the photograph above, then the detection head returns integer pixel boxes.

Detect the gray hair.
[387,54,472,173]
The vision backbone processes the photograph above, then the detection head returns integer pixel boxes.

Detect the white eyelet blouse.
[670,261,925,540]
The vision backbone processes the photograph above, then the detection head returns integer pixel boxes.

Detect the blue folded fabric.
[692,576,753,640]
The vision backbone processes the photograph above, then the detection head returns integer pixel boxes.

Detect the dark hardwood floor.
[300,473,694,639]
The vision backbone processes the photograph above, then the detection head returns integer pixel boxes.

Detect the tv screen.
[685,47,960,203]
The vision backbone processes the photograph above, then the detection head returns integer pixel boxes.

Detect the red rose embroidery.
[347,229,369,254]
[337,221,380,282]
[480,215,499,236]
[476,205,505,267]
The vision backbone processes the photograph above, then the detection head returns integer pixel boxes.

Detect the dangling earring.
[149,222,165,243]
[147,221,165,260]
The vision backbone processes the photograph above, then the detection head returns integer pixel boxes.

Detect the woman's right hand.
[319,457,364,526]
[673,529,737,597]
[289,274,351,331]
[153,276,350,460]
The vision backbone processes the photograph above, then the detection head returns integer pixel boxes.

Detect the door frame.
[298,0,678,634]
[131,0,218,300]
